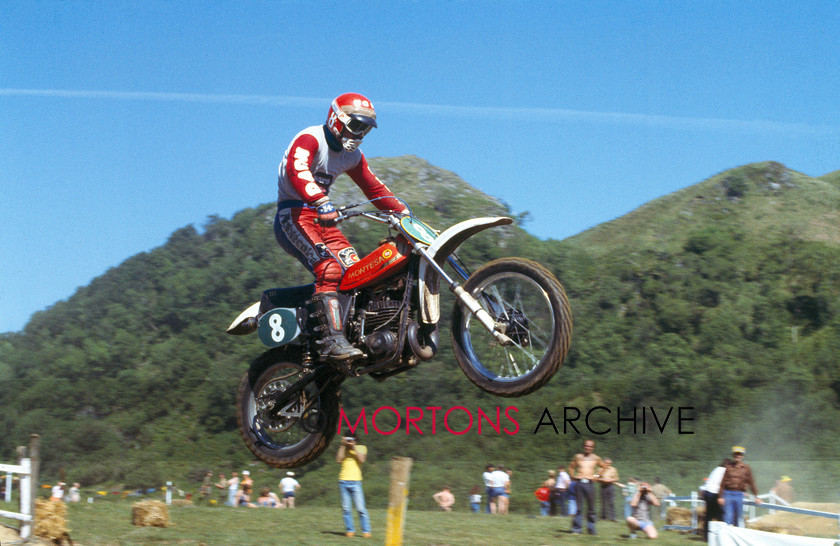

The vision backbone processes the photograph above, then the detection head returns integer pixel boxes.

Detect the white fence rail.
[0,436,39,541]
[661,490,840,541]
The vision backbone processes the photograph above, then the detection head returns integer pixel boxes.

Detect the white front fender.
[417,216,513,324]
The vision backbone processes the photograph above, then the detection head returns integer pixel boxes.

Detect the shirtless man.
[433,486,455,511]
[568,439,603,535]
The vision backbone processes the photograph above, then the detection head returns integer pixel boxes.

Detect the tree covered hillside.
[1,157,838,504]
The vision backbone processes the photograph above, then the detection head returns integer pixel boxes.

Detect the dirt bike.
[226,203,572,468]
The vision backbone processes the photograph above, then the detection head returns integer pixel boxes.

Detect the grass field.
[4,501,710,545]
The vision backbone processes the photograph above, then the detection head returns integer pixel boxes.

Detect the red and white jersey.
[277,125,405,211]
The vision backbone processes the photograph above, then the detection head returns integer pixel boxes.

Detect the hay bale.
[34,498,68,540]
[132,500,171,528]
[748,502,840,537]
[666,506,692,526]
[747,520,803,535]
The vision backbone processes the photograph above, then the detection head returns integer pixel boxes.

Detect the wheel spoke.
[246,364,319,449]
[462,271,555,382]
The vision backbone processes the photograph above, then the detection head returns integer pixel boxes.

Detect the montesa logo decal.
[347,248,399,279]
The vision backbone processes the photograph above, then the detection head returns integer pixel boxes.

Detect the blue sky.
[2,1,839,333]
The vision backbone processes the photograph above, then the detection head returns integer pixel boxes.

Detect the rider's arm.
[346,154,408,213]
[284,133,328,206]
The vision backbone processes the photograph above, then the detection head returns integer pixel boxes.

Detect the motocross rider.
[274,92,408,363]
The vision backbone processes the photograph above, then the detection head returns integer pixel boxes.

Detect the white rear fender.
[226,301,261,334]
[417,216,513,324]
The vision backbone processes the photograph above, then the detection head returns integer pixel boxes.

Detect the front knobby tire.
[236,348,341,468]
[452,257,572,397]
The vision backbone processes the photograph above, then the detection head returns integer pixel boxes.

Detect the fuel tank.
[339,237,410,291]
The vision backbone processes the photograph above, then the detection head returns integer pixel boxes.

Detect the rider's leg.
[310,288,362,362]
[275,207,362,362]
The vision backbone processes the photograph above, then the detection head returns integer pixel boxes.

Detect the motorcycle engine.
[361,292,403,357]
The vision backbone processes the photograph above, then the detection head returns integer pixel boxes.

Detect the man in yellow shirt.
[336,435,371,538]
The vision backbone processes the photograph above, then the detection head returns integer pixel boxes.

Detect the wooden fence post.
[29,434,40,531]
[385,457,413,546]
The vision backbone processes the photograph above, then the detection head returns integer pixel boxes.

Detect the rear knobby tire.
[236,348,341,468]
[452,257,572,397]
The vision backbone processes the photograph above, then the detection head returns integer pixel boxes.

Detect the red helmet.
[326,93,377,152]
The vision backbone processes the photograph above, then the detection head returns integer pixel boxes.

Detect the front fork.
[414,246,513,346]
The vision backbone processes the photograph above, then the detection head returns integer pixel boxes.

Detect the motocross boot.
[311,291,364,363]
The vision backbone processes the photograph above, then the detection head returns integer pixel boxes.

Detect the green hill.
[574,161,840,253]
[1,157,838,511]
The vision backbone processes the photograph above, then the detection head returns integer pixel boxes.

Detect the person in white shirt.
[482,464,496,513]
[226,471,240,507]
[279,471,301,508]
[68,483,81,503]
[490,465,511,514]
[701,459,730,540]
[555,466,571,516]
[50,482,65,501]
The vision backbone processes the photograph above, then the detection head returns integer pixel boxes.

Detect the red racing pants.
[274,206,359,292]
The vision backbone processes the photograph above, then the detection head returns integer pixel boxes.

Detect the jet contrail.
[1,87,832,136]
[0,88,324,107]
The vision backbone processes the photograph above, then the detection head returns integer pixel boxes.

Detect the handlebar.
[314,208,404,226]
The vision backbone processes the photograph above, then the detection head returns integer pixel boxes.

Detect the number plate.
[400,217,438,244]
[257,308,300,347]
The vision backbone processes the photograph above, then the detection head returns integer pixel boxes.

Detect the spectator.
[241,470,253,488]
[623,477,639,519]
[543,469,557,515]
[502,468,513,514]
[554,465,571,516]
[433,486,456,511]
[68,483,81,503]
[701,459,730,541]
[650,477,673,520]
[770,476,794,504]
[226,471,240,507]
[197,471,214,505]
[214,473,227,503]
[544,469,557,488]
[51,482,65,501]
[718,446,761,526]
[489,465,511,515]
[280,471,301,508]
[567,478,578,517]
[336,435,371,538]
[534,484,552,516]
[598,458,619,521]
[257,486,282,508]
[568,439,602,535]
[235,483,256,507]
[482,464,496,514]
[469,485,482,513]
[626,481,660,539]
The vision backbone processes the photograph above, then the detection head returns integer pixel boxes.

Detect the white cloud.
[2,88,833,135]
